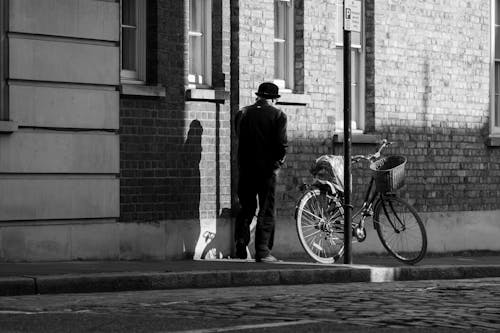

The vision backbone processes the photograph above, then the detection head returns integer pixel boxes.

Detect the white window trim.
[120,0,147,84]
[188,0,212,88]
[335,0,365,132]
[274,0,294,90]
[491,0,500,135]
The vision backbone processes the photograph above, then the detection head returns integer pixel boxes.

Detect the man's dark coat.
[235,99,288,175]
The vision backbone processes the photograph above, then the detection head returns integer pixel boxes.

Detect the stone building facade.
[0,0,499,261]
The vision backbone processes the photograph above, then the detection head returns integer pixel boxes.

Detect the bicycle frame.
[296,139,427,264]
[304,139,403,240]
[350,177,377,235]
[351,176,404,240]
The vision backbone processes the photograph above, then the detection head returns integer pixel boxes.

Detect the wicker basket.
[369,155,407,193]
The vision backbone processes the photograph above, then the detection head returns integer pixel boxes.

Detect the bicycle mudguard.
[311,179,341,194]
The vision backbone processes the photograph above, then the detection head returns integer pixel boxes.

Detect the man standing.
[234,82,288,263]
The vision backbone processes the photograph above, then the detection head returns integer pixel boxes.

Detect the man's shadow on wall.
[179,119,228,259]
[181,117,231,260]
[180,120,203,257]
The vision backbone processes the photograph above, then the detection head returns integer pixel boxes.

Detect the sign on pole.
[344,0,361,32]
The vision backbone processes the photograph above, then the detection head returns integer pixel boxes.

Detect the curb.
[1,265,500,296]
[0,277,36,296]
[393,265,500,281]
[0,268,371,296]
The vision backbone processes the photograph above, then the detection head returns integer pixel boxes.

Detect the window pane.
[351,50,359,84]
[336,48,343,84]
[496,96,500,127]
[275,0,293,86]
[120,0,146,81]
[122,0,136,26]
[121,0,137,73]
[495,27,500,59]
[190,35,203,77]
[496,63,500,94]
[275,1,285,40]
[352,51,360,128]
[336,48,344,127]
[496,63,500,127]
[189,0,210,84]
[122,28,136,71]
[190,0,203,33]
[352,31,361,46]
[352,81,359,127]
[335,48,361,129]
[335,48,360,84]
[275,41,285,80]
[496,0,500,25]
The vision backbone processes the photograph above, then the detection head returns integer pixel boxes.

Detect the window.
[121,0,146,83]
[0,0,7,120]
[335,0,364,132]
[491,0,500,134]
[188,0,212,87]
[274,0,294,90]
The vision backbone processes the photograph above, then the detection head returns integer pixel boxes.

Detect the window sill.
[486,135,500,147]
[120,84,166,97]
[276,92,311,106]
[333,133,381,144]
[185,88,228,103]
[0,120,18,134]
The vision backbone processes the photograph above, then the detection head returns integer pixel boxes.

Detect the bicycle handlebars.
[351,139,394,163]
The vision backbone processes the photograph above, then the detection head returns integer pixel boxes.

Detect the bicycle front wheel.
[374,195,427,264]
[295,188,344,264]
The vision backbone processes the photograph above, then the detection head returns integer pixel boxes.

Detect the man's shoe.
[256,254,279,263]
[235,242,247,259]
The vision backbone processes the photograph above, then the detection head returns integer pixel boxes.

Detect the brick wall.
[369,0,500,212]
[122,0,500,238]
[234,0,500,219]
[233,0,342,218]
[120,0,231,225]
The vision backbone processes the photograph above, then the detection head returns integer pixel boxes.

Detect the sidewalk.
[1,254,499,296]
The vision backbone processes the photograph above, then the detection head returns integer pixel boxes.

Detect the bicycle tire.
[373,195,427,264]
[295,188,344,264]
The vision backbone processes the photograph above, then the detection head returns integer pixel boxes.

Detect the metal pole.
[343,1,353,264]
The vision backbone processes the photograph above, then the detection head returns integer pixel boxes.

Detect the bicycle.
[295,139,427,265]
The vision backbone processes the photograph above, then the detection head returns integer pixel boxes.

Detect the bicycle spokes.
[296,189,345,263]
[374,196,427,264]
[381,200,406,232]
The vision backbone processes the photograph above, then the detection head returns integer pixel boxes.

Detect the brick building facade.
[0,0,499,261]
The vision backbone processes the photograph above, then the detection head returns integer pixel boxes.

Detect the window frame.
[274,0,295,91]
[188,0,212,88]
[491,0,500,135]
[120,0,147,84]
[335,0,365,133]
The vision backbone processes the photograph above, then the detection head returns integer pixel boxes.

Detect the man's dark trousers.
[235,170,277,259]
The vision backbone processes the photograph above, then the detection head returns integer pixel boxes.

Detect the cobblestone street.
[0,278,499,332]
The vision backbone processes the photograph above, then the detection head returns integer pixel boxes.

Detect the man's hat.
[255,82,281,99]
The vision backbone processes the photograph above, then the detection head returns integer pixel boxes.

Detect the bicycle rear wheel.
[295,188,344,264]
[374,195,427,264]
